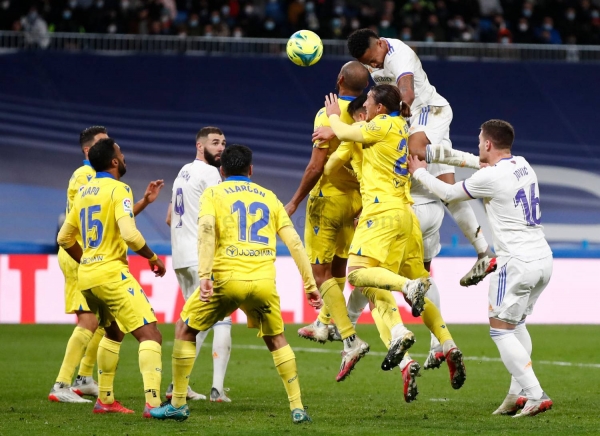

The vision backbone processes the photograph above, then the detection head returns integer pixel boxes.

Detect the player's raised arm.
[325,94,365,143]
[133,179,165,216]
[277,225,323,309]
[408,155,472,203]
[285,146,328,217]
[425,143,481,170]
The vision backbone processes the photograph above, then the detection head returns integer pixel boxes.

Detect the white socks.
[491,327,543,400]
[195,319,232,393]
[427,278,442,351]
[446,201,488,254]
[347,287,369,325]
[509,321,533,395]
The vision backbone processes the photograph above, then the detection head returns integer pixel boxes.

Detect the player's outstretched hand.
[325,93,341,117]
[312,126,336,145]
[144,180,165,204]
[284,202,297,217]
[149,257,166,277]
[408,154,427,175]
[200,279,214,302]
[306,290,323,309]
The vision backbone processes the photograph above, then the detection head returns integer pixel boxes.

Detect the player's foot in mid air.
[93,399,134,414]
[327,324,342,342]
[48,382,92,403]
[492,392,528,415]
[403,278,431,316]
[210,387,231,403]
[401,360,421,403]
[336,336,369,382]
[423,348,445,370]
[444,343,467,389]
[381,330,415,371]
[166,383,206,400]
[71,375,99,397]
[291,407,312,424]
[513,393,553,418]
[460,255,497,287]
[297,321,329,344]
[149,400,190,421]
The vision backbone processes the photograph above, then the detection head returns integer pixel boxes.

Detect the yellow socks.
[171,339,196,408]
[78,327,105,378]
[139,340,162,407]
[319,278,354,339]
[317,305,331,325]
[348,267,408,292]
[97,337,121,404]
[421,297,453,345]
[271,344,303,411]
[361,287,402,331]
[56,326,93,385]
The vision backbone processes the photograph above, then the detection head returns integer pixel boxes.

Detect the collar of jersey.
[95,171,115,179]
[389,111,400,116]
[338,95,356,101]
[225,175,251,182]
[496,155,514,164]
[83,159,92,167]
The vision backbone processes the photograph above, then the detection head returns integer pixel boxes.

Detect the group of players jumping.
[49,28,554,424]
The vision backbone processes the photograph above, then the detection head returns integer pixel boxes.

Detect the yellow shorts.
[349,202,413,273]
[304,191,362,265]
[82,271,157,334]
[397,208,429,280]
[181,278,283,337]
[58,248,90,313]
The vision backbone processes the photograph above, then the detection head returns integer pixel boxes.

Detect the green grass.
[0,324,598,435]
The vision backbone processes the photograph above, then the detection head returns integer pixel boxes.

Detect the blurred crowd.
[2,0,600,45]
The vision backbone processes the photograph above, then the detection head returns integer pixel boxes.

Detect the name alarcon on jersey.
[223,185,266,197]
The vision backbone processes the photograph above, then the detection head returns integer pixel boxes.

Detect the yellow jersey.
[359,113,412,205]
[199,176,293,281]
[64,172,136,290]
[65,160,96,246]
[310,97,360,197]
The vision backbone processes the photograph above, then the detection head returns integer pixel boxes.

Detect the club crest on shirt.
[123,198,133,213]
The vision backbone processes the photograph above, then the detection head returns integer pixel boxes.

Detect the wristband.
[149,253,158,262]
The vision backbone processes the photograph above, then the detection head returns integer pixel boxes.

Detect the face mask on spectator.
[2,0,10,9]
[462,31,472,41]
[380,20,390,28]
[455,19,465,29]
[265,20,275,30]
[332,18,341,28]
[245,5,254,15]
[566,12,575,21]
[425,35,434,42]
[543,23,552,30]
[305,2,314,13]
[96,0,104,8]
[63,10,72,19]
[522,8,532,18]
[402,31,411,40]
[69,0,77,9]
[205,31,213,36]
[334,6,344,15]
[234,29,242,37]
[592,10,599,19]
[501,37,510,44]
[351,19,360,29]
[27,11,38,21]
[189,19,199,27]
[107,23,117,33]
[121,0,130,9]
[221,5,230,16]
[211,15,220,24]
[519,23,528,32]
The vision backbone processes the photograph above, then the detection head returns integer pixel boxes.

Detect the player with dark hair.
[165,126,232,402]
[50,127,164,404]
[151,145,322,423]
[408,119,553,417]
[58,137,167,416]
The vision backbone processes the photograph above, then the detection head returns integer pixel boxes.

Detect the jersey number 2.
[231,201,270,245]
[394,138,409,176]
[79,205,104,248]
[514,183,541,226]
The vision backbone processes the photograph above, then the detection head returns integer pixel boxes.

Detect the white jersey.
[369,38,449,113]
[463,155,552,261]
[170,160,221,269]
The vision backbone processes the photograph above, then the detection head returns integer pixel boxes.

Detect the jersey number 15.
[79,205,104,248]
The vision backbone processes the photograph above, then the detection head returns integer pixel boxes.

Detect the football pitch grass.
[0,324,598,436]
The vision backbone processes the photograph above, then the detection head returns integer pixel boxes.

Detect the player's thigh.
[239,279,284,338]
[412,201,444,263]
[59,249,90,313]
[524,256,553,317]
[175,266,199,301]
[305,195,347,264]
[181,279,241,332]
[410,105,452,146]
[398,210,429,280]
[489,258,543,324]
[82,288,114,328]
[334,190,362,259]
[353,203,412,271]
[91,276,157,334]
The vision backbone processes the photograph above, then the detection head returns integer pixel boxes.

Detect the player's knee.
[76,311,99,332]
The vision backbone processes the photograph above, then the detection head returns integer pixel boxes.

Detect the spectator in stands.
[513,17,535,43]
[21,6,50,48]
[536,16,562,44]
[378,16,397,38]
[425,14,446,42]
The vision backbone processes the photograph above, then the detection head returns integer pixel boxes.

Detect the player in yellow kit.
[50,126,164,403]
[57,138,167,417]
[150,145,322,423]
[286,61,370,382]
[326,86,467,395]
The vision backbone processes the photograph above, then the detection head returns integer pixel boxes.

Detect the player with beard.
[165,127,232,402]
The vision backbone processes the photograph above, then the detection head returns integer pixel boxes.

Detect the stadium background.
[0,0,599,326]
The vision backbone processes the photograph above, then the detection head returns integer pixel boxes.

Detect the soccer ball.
[286,30,323,67]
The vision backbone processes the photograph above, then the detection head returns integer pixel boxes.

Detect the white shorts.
[175,266,232,328]
[488,256,553,324]
[412,201,444,262]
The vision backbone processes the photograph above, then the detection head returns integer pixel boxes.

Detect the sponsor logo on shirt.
[225,245,274,257]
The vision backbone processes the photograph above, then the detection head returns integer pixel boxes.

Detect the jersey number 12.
[231,201,270,245]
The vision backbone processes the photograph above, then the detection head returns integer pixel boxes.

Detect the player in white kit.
[345,28,499,369]
[408,120,553,418]
[165,126,232,402]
